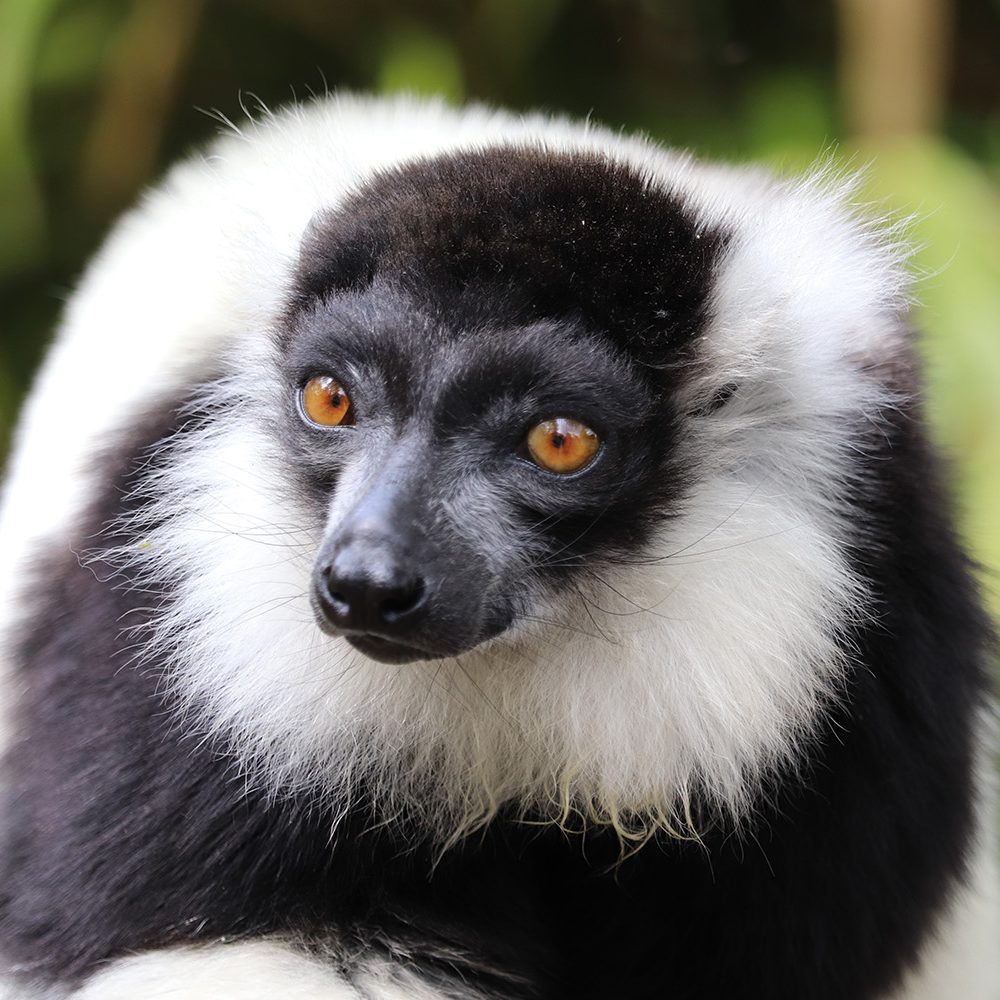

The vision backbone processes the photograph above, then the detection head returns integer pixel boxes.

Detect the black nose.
[315,546,428,637]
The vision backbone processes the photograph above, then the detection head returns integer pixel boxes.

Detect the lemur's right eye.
[300,375,354,427]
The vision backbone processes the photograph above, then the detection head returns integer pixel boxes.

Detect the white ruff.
[97,348,878,843]
[2,94,909,842]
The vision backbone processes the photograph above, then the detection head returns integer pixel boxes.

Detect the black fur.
[287,148,725,371]
[0,149,992,999]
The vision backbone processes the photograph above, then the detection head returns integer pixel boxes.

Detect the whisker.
[518,615,607,640]
[640,483,764,565]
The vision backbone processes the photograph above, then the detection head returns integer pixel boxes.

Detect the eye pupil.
[551,433,566,449]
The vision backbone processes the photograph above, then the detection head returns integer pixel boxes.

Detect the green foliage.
[0,0,59,277]
[377,23,464,102]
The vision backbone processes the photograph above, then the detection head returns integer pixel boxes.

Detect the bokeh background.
[1,0,998,617]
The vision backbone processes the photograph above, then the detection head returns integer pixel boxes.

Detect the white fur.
[27,940,461,1000]
[63,943,355,1000]
[888,724,1000,1000]
[892,838,1000,1000]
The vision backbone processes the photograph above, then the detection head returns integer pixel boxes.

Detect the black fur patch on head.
[286,147,726,369]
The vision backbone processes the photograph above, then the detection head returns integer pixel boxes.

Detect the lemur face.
[283,292,672,664]
[277,149,719,664]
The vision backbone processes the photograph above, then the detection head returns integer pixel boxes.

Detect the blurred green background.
[0,0,998,617]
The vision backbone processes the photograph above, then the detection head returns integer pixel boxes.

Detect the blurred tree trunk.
[81,0,203,216]
[838,0,953,136]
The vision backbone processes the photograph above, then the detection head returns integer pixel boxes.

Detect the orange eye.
[301,375,354,427]
[526,418,600,474]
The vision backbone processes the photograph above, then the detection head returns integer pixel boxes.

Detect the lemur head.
[280,150,716,666]
[110,112,908,843]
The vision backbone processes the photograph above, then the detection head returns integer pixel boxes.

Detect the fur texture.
[0,94,995,999]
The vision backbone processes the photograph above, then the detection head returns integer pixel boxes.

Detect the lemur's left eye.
[526,418,600,474]
[301,375,354,427]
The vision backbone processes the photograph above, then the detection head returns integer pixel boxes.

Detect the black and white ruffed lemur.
[0,95,996,1000]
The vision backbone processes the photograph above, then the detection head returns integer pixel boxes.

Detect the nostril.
[319,570,352,619]
[379,577,426,622]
